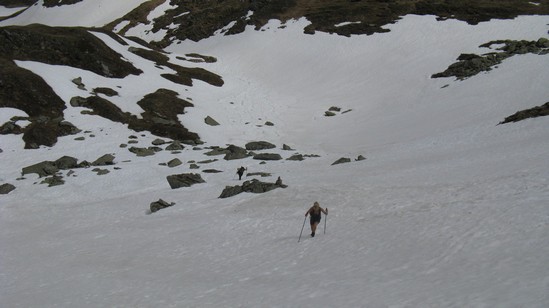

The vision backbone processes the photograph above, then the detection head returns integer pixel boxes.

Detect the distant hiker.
[237,166,246,180]
[275,176,283,186]
[305,201,327,237]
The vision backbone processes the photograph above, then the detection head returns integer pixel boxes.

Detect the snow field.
[1,5,548,307]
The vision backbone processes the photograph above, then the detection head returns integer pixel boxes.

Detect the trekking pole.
[298,216,307,242]
[324,208,328,234]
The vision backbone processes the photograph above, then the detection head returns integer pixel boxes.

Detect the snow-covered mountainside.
[1,1,548,307]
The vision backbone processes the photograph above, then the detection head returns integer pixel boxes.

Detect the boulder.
[92,154,115,166]
[166,173,205,189]
[245,141,276,150]
[167,158,182,167]
[224,144,250,160]
[152,138,167,145]
[166,140,184,151]
[0,183,16,194]
[150,199,175,213]
[55,156,79,169]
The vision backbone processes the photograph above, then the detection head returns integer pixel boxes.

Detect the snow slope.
[1,2,549,307]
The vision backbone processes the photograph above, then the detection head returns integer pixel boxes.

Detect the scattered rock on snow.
[219,178,287,198]
[166,173,205,189]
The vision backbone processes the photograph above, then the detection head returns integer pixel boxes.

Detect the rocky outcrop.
[106,0,549,46]
[433,38,549,80]
[71,89,200,143]
[0,25,142,78]
[499,102,549,124]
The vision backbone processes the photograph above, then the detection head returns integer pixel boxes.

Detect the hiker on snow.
[305,201,328,237]
[237,166,246,180]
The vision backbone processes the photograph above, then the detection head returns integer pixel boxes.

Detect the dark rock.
[0,25,142,78]
[166,173,205,189]
[499,102,549,124]
[332,157,351,165]
[0,183,16,194]
[204,147,228,156]
[150,199,175,213]
[22,161,58,177]
[165,140,184,151]
[202,169,223,173]
[224,144,251,160]
[356,155,367,161]
[245,141,276,151]
[219,185,243,199]
[205,116,220,126]
[41,175,64,187]
[247,172,271,177]
[71,77,86,90]
[325,111,336,117]
[92,87,118,97]
[433,39,549,80]
[54,156,79,169]
[92,168,110,175]
[219,178,287,198]
[287,154,304,161]
[167,158,182,167]
[92,154,115,166]
[282,144,294,150]
[189,164,199,169]
[253,153,282,161]
[152,138,167,145]
[129,147,155,157]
